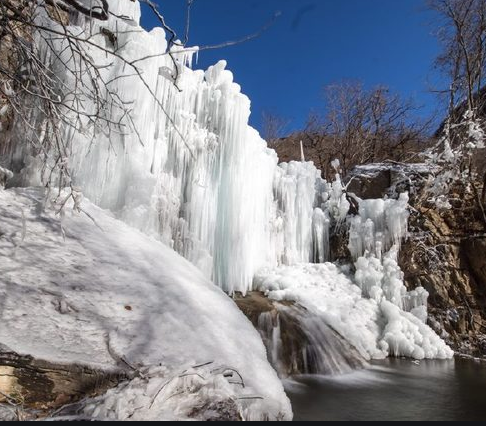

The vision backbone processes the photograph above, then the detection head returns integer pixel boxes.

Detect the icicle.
[300,140,305,162]
[348,194,409,260]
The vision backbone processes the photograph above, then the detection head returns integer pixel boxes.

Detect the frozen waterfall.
[5,0,334,295]
[1,0,453,361]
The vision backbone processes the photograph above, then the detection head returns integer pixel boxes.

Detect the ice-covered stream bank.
[0,3,453,413]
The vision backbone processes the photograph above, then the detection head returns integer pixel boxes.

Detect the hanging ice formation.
[2,1,453,360]
[5,0,339,295]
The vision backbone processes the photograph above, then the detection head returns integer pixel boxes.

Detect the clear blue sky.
[141,0,446,134]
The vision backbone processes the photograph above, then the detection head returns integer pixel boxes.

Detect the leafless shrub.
[273,81,431,178]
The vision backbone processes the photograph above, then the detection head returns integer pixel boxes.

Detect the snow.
[254,262,453,361]
[0,188,291,421]
[465,110,485,150]
[75,363,284,421]
[349,162,433,178]
[0,105,8,118]
[424,109,485,210]
[323,171,350,226]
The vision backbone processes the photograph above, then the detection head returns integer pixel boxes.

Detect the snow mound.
[0,188,291,421]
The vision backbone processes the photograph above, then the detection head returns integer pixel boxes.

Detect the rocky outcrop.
[0,350,127,419]
[346,163,486,358]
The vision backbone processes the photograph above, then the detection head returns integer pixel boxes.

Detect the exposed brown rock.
[0,351,127,416]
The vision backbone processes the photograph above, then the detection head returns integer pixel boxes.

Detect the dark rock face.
[346,162,434,199]
[347,163,486,358]
[189,399,243,422]
[347,167,392,200]
[463,238,486,288]
[330,231,351,263]
[0,168,12,188]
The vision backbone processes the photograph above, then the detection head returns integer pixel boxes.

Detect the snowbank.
[0,188,291,420]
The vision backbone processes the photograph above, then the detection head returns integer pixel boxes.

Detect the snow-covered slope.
[0,188,291,420]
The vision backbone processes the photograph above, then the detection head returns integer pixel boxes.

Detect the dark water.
[286,359,486,421]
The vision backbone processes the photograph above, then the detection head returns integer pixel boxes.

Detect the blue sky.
[141,0,446,134]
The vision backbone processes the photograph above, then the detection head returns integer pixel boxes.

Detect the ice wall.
[4,0,331,294]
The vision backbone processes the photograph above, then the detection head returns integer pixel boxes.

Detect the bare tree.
[431,0,486,118]
[262,110,290,145]
[427,0,486,222]
[284,81,429,177]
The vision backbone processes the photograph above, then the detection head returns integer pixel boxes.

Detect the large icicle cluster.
[4,0,334,294]
[348,193,409,261]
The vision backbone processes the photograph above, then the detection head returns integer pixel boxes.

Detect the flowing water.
[286,358,486,421]
[257,307,368,377]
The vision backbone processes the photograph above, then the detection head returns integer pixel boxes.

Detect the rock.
[234,291,291,321]
[0,167,13,189]
[347,167,392,199]
[0,351,128,417]
[189,399,243,421]
[346,162,433,200]
[462,238,486,287]
[330,230,351,263]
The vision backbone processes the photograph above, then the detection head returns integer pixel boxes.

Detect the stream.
[286,358,486,421]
